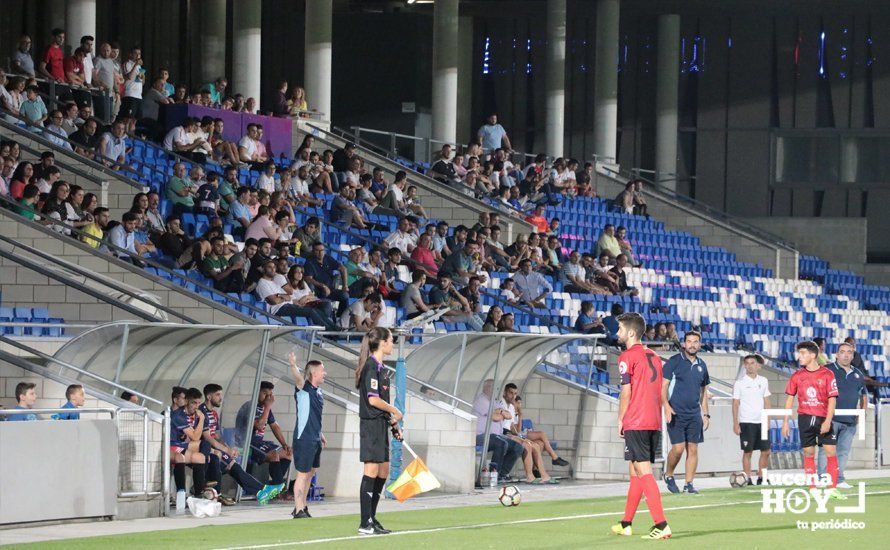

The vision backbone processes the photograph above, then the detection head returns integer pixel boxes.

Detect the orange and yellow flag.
[387,451,441,502]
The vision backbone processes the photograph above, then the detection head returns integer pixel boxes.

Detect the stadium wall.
[749,217,867,266]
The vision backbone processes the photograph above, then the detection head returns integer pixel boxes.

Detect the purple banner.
[163,104,293,158]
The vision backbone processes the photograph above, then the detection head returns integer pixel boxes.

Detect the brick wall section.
[593,171,799,280]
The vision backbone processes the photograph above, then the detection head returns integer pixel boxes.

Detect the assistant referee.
[356,327,402,536]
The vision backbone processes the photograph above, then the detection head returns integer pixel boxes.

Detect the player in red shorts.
[782,340,845,499]
[611,313,671,540]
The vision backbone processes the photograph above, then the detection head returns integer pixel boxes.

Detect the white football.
[498,485,521,506]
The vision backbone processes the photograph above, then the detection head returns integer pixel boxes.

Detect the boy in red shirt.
[611,312,671,540]
[782,340,845,499]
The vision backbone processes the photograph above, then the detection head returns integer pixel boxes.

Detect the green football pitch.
[9,479,890,549]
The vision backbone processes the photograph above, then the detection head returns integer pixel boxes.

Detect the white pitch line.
[210,490,890,550]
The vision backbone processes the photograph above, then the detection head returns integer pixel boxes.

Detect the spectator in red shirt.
[524,204,550,233]
[410,233,439,278]
[63,47,86,87]
[9,161,34,200]
[39,28,66,82]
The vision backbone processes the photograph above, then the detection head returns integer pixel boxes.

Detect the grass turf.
[8,478,890,549]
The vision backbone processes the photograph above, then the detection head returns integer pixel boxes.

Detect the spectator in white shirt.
[99,120,128,167]
[256,161,278,193]
[163,117,207,163]
[383,216,417,256]
[341,291,387,331]
[121,47,145,118]
[513,259,552,309]
[238,123,267,168]
[255,259,334,328]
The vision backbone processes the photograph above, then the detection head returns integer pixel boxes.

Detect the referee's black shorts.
[360,417,390,463]
[624,429,661,463]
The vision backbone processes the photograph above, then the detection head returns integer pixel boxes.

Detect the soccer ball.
[729,472,748,488]
[498,485,521,507]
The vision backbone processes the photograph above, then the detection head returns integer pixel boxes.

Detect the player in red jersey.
[611,313,671,540]
[782,340,845,499]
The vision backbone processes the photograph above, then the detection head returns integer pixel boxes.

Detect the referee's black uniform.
[359,355,392,462]
[358,355,394,532]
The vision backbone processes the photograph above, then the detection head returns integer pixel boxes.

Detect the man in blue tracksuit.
[289,353,327,519]
[661,332,710,494]
[817,342,868,489]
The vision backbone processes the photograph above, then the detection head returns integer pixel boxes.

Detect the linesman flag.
[387,441,441,502]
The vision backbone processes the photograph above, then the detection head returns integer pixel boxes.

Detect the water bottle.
[176,489,186,515]
[481,465,488,487]
[489,467,498,489]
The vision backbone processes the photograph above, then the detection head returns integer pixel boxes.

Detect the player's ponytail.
[355,327,392,389]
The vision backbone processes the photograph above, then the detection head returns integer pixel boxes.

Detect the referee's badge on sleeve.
[371,378,379,390]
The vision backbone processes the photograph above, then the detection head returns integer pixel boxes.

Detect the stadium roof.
[405,332,604,404]
[50,322,319,411]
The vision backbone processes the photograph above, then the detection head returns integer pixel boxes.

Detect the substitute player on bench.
[781,341,844,499]
[611,312,671,540]
[199,383,276,505]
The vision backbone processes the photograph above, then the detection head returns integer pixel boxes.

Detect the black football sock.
[229,462,263,494]
[360,475,375,527]
[278,459,291,485]
[371,477,386,518]
[173,463,186,491]
[207,454,222,484]
[191,463,206,496]
[621,521,632,528]
[655,521,668,530]
[268,461,282,485]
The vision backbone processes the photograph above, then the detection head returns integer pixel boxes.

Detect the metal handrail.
[0,335,165,406]
[0,229,182,322]
[13,75,112,122]
[0,110,146,190]
[313,329,475,409]
[0,407,118,417]
[336,124,798,255]
[0,322,94,329]
[347,125,538,165]
[309,124,535,227]
[0,196,308,329]
[611,165,797,252]
[331,125,533,221]
[12,137,113,189]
